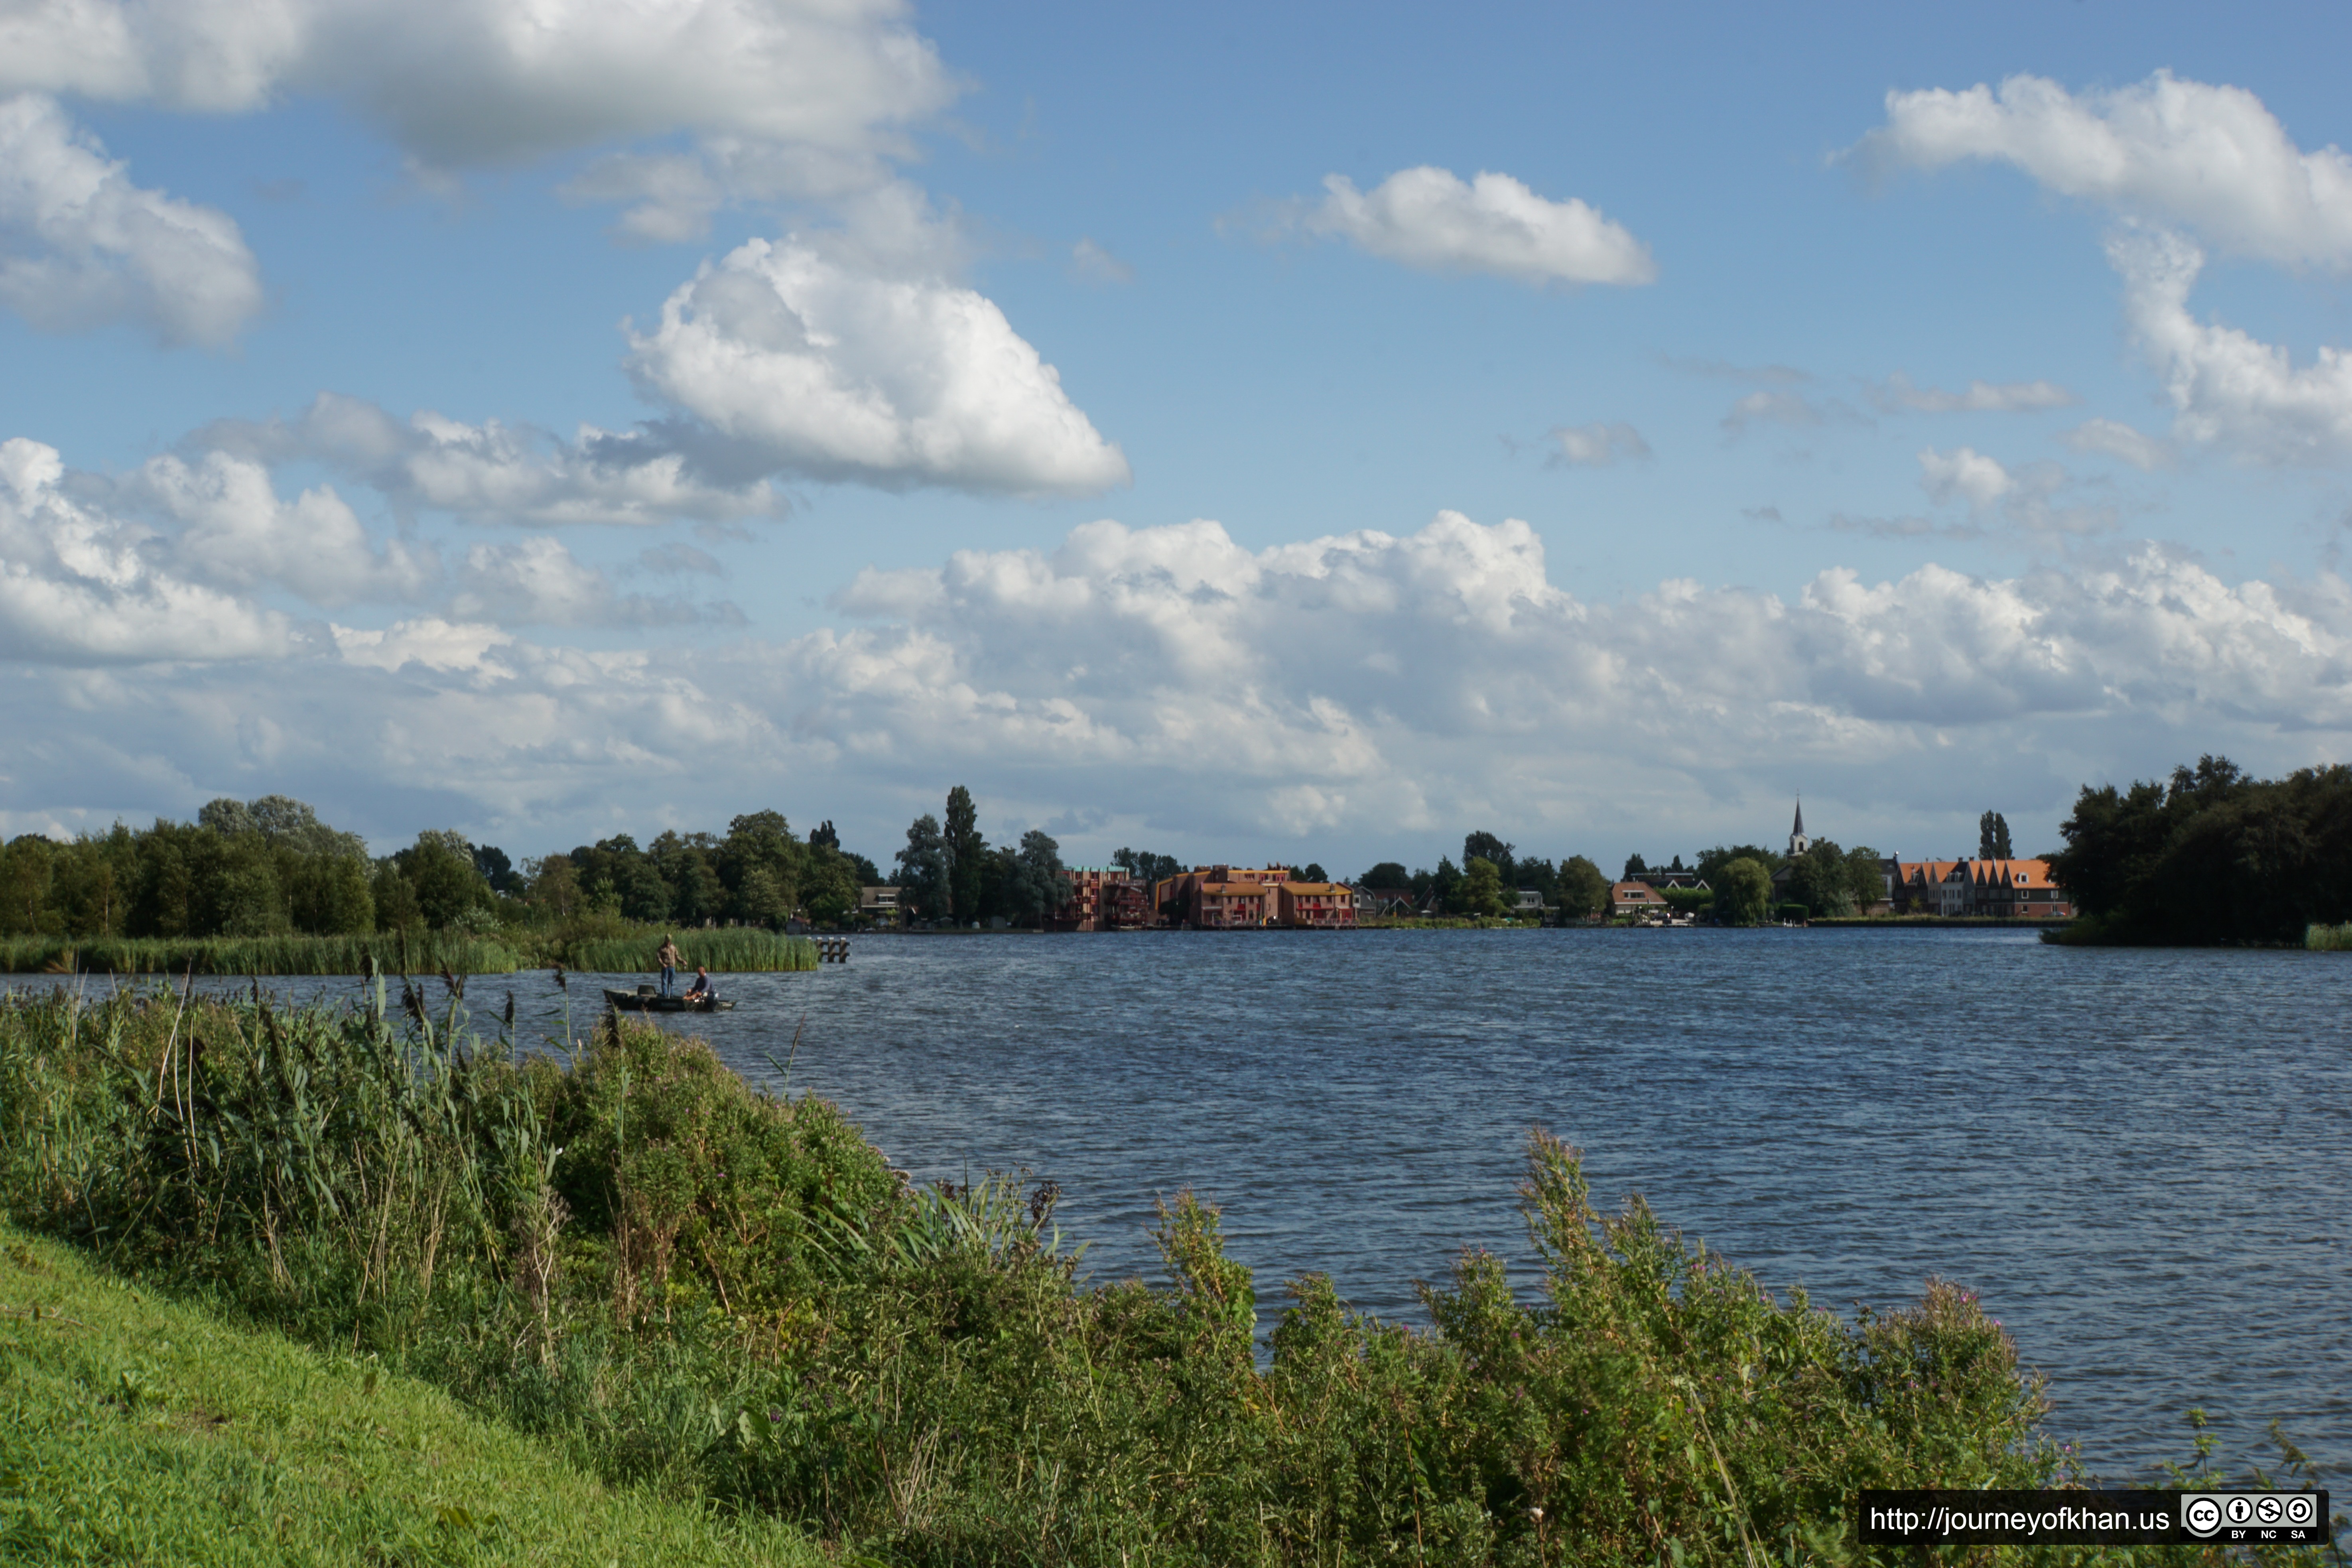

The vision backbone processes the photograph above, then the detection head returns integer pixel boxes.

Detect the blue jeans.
[660,965,675,994]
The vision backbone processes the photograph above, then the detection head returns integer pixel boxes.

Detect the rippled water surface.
[204,928,2352,1484]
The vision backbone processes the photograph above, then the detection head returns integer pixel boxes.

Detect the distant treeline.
[2048,756,2352,945]
[0,793,882,943]
[1328,832,1892,923]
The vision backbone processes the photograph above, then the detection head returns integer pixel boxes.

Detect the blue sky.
[2,0,2349,876]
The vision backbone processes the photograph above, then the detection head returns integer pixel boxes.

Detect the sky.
[3,0,2350,877]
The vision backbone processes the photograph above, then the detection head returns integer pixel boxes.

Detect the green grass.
[0,1226,829,1567]
[2307,922,2352,951]
[0,933,523,976]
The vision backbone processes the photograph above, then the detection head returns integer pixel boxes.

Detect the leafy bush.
[0,989,2336,1565]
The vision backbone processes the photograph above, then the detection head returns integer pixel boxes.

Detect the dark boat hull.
[604,988,734,1013]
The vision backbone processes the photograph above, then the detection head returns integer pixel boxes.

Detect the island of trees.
[2047,755,2352,946]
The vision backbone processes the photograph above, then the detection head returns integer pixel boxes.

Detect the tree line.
[891,786,1070,926]
[2048,755,2352,944]
[0,795,884,940]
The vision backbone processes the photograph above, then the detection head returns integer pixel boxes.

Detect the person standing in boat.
[656,934,683,995]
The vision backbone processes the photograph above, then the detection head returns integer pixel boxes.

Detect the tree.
[720,812,803,926]
[288,852,375,935]
[1429,856,1462,911]
[196,798,256,837]
[1554,856,1609,920]
[372,859,423,933]
[471,844,522,895]
[895,814,951,921]
[808,819,841,850]
[1782,840,1856,918]
[525,854,583,920]
[1622,851,1649,880]
[1517,855,1559,905]
[945,786,985,922]
[1356,861,1408,888]
[802,846,862,926]
[1463,831,1515,885]
[1844,845,1887,914]
[397,831,493,929]
[1298,862,1328,883]
[1453,856,1507,917]
[1716,858,1773,925]
[1696,843,1782,884]
[1980,811,2014,861]
[2047,755,2352,943]
[1007,829,1066,924]
[1112,848,1183,888]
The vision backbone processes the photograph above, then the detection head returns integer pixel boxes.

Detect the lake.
[181,927,2352,1487]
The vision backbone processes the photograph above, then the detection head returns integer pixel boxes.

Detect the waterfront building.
[1878,857,2072,918]
[858,886,902,926]
[1278,881,1357,928]
[1609,880,1670,919]
[1148,865,1361,928]
[1052,866,1144,931]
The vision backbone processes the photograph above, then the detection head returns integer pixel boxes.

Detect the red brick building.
[1052,867,1145,931]
[1149,865,1358,928]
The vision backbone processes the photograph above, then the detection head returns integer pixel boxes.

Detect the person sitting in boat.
[656,935,683,994]
[682,965,715,1003]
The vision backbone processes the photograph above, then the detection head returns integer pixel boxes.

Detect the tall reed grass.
[0,931,522,975]
[2307,922,2352,951]
[552,927,816,973]
[0,990,2335,1565]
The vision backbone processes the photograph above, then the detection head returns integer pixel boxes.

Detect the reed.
[0,991,2335,1566]
[548,927,817,973]
[2307,922,2352,951]
[0,931,522,975]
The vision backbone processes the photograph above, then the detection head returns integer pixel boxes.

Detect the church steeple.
[1789,796,1810,857]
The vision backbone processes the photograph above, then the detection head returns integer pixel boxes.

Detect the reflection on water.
[132,927,2350,1485]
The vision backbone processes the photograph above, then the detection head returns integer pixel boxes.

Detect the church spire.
[1788,796,1810,857]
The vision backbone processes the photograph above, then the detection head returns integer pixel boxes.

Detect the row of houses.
[1145,865,1358,929]
[1879,857,2072,918]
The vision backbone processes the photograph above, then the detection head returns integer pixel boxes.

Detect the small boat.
[604,985,735,1013]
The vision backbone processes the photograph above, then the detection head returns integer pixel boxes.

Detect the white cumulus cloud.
[4,499,2348,863]
[1854,71,2352,467]
[196,393,782,526]
[1918,447,2015,512]
[1295,166,1656,288]
[2111,228,2352,464]
[0,437,290,663]
[132,450,434,605]
[0,93,262,345]
[624,235,1131,495]
[1852,70,2352,267]
[0,0,954,174]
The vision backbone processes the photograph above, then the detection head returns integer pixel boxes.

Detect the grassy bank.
[0,988,2335,1565]
[2308,922,2352,951]
[0,925,816,975]
[0,1226,828,1566]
